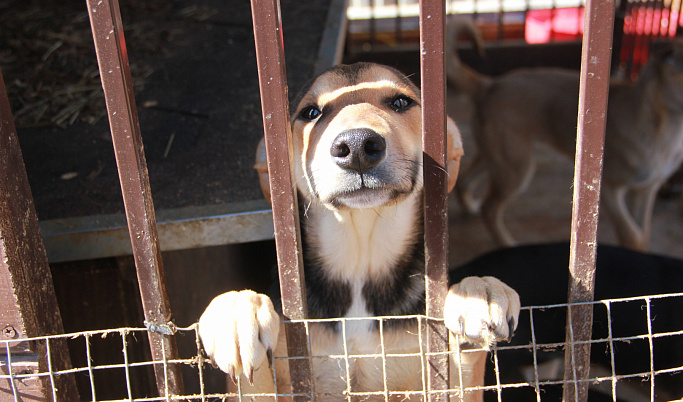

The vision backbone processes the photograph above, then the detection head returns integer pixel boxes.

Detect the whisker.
[304,199,312,217]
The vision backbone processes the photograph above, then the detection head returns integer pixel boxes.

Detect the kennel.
[1,0,682,401]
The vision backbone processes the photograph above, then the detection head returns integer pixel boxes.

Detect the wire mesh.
[2,293,681,401]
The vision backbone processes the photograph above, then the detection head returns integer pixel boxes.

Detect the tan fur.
[200,63,520,400]
[448,22,683,250]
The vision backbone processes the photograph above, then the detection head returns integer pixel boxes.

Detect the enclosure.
[1,0,682,400]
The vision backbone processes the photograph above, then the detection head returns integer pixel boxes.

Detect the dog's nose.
[330,129,386,172]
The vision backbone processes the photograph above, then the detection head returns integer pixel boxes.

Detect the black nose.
[330,129,387,172]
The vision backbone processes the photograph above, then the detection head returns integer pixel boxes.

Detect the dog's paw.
[198,290,280,383]
[444,276,520,348]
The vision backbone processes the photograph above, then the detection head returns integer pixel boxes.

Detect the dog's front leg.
[443,276,520,400]
[198,290,280,385]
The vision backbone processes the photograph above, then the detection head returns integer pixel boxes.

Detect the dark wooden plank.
[0,68,79,400]
[85,0,183,396]
[563,0,615,400]
[249,0,312,399]
[419,0,450,400]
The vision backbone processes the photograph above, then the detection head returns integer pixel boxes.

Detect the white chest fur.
[306,192,421,284]
[293,193,427,397]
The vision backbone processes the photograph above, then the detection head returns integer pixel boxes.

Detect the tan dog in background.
[448,19,683,250]
[198,62,520,400]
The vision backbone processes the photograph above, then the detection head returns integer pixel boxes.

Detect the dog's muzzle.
[330,128,386,173]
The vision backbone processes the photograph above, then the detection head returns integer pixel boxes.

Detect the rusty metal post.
[563,0,615,400]
[249,0,313,400]
[85,0,183,396]
[0,68,80,400]
[419,0,450,400]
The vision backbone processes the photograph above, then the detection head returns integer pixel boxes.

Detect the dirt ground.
[1,0,331,221]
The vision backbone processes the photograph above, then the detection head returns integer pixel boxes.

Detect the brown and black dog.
[198,63,520,400]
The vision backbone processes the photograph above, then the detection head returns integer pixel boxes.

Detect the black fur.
[271,192,428,332]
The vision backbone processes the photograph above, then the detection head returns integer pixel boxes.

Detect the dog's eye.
[300,105,322,121]
[390,95,413,111]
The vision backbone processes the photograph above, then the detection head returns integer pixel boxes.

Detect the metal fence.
[2,293,683,401]
[1,0,682,401]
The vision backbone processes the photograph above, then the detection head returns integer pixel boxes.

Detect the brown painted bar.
[249,0,313,399]
[419,0,450,399]
[0,68,79,400]
[85,0,183,396]
[563,0,615,400]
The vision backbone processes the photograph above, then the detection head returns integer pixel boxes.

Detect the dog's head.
[255,62,463,210]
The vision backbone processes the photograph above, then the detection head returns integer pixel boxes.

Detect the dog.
[447,19,683,251]
[197,62,521,400]
[451,242,683,401]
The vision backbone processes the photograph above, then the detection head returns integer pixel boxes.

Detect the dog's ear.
[446,116,464,193]
[254,137,272,204]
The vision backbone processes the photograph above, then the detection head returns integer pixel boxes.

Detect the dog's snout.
[331,129,387,172]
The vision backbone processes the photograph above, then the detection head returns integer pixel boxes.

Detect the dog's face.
[254,63,463,210]
[292,63,424,210]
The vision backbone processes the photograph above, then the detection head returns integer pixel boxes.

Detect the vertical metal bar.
[371,0,378,45]
[419,0,450,400]
[85,0,183,396]
[562,0,615,399]
[668,0,681,37]
[85,333,97,401]
[4,342,19,401]
[499,4,506,41]
[249,0,312,399]
[621,0,637,77]
[396,0,403,44]
[0,68,80,400]
[651,0,663,37]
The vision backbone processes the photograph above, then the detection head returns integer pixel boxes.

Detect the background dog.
[447,19,683,251]
[198,63,520,400]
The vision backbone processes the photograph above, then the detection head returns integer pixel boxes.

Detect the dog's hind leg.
[626,183,660,249]
[480,156,537,246]
[601,184,647,250]
[456,152,488,214]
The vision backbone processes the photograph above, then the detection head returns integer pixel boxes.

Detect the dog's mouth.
[319,165,419,210]
[333,185,395,209]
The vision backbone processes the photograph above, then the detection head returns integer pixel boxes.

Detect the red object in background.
[620,0,681,79]
[525,7,585,44]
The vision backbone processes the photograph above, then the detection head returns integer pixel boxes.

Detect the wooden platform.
[2,0,346,262]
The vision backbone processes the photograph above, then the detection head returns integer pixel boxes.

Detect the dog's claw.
[493,320,513,341]
[266,348,273,369]
[506,318,516,342]
[228,366,237,384]
[246,367,255,385]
